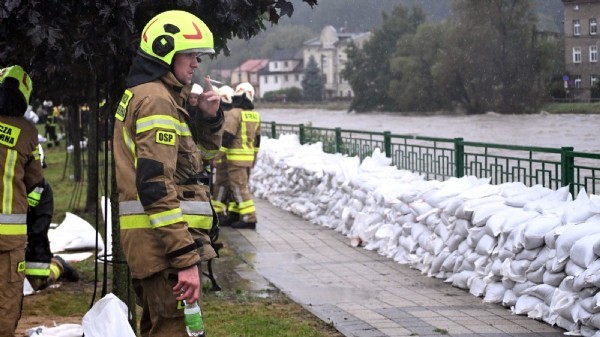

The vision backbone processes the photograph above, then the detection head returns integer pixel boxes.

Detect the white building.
[258,49,304,99]
[303,26,371,99]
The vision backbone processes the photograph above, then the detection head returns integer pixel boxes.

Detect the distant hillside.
[205,0,564,71]
[284,0,563,32]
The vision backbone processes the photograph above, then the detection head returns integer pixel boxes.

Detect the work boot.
[230,220,256,230]
[53,255,80,282]
[217,213,230,227]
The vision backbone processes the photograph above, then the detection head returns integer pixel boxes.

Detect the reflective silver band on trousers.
[119,200,212,215]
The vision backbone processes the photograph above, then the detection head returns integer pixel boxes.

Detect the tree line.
[342,0,564,114]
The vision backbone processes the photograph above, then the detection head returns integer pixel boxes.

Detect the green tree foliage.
[388,23,448,111]
[263,87,303,102]
[302,55,324,101]
[0,0,317,323]
[342,6,426,112]
[433,0,546,113]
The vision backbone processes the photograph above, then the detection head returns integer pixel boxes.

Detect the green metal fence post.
[270,121,277,139]
[384,131,391,158]
[299,124,305,145]
[335,127,342,153]
[561,146,575,196]
[454,137,464,178]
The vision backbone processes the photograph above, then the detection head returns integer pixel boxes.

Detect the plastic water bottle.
[184,300,205,337]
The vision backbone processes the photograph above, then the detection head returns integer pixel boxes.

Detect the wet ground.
[215,198,568,337]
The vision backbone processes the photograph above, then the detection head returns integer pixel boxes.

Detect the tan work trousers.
[228,165,257,223]
[211,160,230,215]
[0,249,25,337]
[133,267,204,337]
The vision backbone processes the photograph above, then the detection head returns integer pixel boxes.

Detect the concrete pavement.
[219,198,566,337]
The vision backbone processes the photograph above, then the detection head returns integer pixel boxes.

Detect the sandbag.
[82,293,136,337]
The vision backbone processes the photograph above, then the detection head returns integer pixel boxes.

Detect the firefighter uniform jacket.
[113,73,222,279]
[0,116,43,252]
[218,108,260,167]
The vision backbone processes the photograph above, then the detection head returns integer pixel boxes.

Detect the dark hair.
[232,94,254,110]
[0,78,27,116]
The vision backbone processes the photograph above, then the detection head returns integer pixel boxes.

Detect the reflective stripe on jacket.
[0,116,44,250]
[113,73,222,279]
[219,108,260,166]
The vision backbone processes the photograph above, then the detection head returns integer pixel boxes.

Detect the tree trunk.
[86,82,99,214]
[69,104,82,182]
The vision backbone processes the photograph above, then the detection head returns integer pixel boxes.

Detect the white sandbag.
[469,276,487,297]
[352,212,384,242]
[502,258,530,283]
[474,234,497,256]
[561,188,597,225]
[512,280,536,297]
[515,247,541,261]
[466,226,487,248]
[446,270,476,289]
[471,201,512,227]
[523,283,557,304]
[555,221,600,264]
[82,293,136,337]
[566,257,587,277]
[550,288,579,321]
[512,295,544,315]
[543,270,566,287]
[49,212,105,253]
[484,207,523,238]
[455,196,504,220]
[457,181,499,200]
[526,265,545,284]
[502,289,518,307]
[499,210,539,236]
[580,294,600,314]
[482,282,506,304]
[527,247,552,273]
[504,185,552,207]
[522,215,562,250]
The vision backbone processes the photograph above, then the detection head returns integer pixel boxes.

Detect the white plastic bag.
[82,293,136,337]
[26,323,82,337]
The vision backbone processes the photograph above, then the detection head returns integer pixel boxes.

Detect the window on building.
[591,74,598,87]
[284,61,289,67]
[264,76,268,84]
[591,46,598,62]
[573,47,582,63]
[574,20,581,36]
[575,75,582,88]
[284,74,288,82]
[274,76,278,84]
[591,19,598,35]
[274,62,278,69]
[238,73,242,83]
[295,74,299,81]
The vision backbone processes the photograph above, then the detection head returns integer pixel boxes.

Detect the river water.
[260,109,599,154]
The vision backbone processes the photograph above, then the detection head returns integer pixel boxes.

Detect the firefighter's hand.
[198,76,220,119]
[173,265,200,304]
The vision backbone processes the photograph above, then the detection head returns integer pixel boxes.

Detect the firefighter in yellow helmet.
[211,85,235,225]
[113,10,223,336]
[0,65,41,336]
[213,82,260,229]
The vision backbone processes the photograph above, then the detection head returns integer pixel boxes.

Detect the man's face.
[172,52,200,85]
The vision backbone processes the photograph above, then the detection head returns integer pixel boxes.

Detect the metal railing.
[263,121,600,196]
